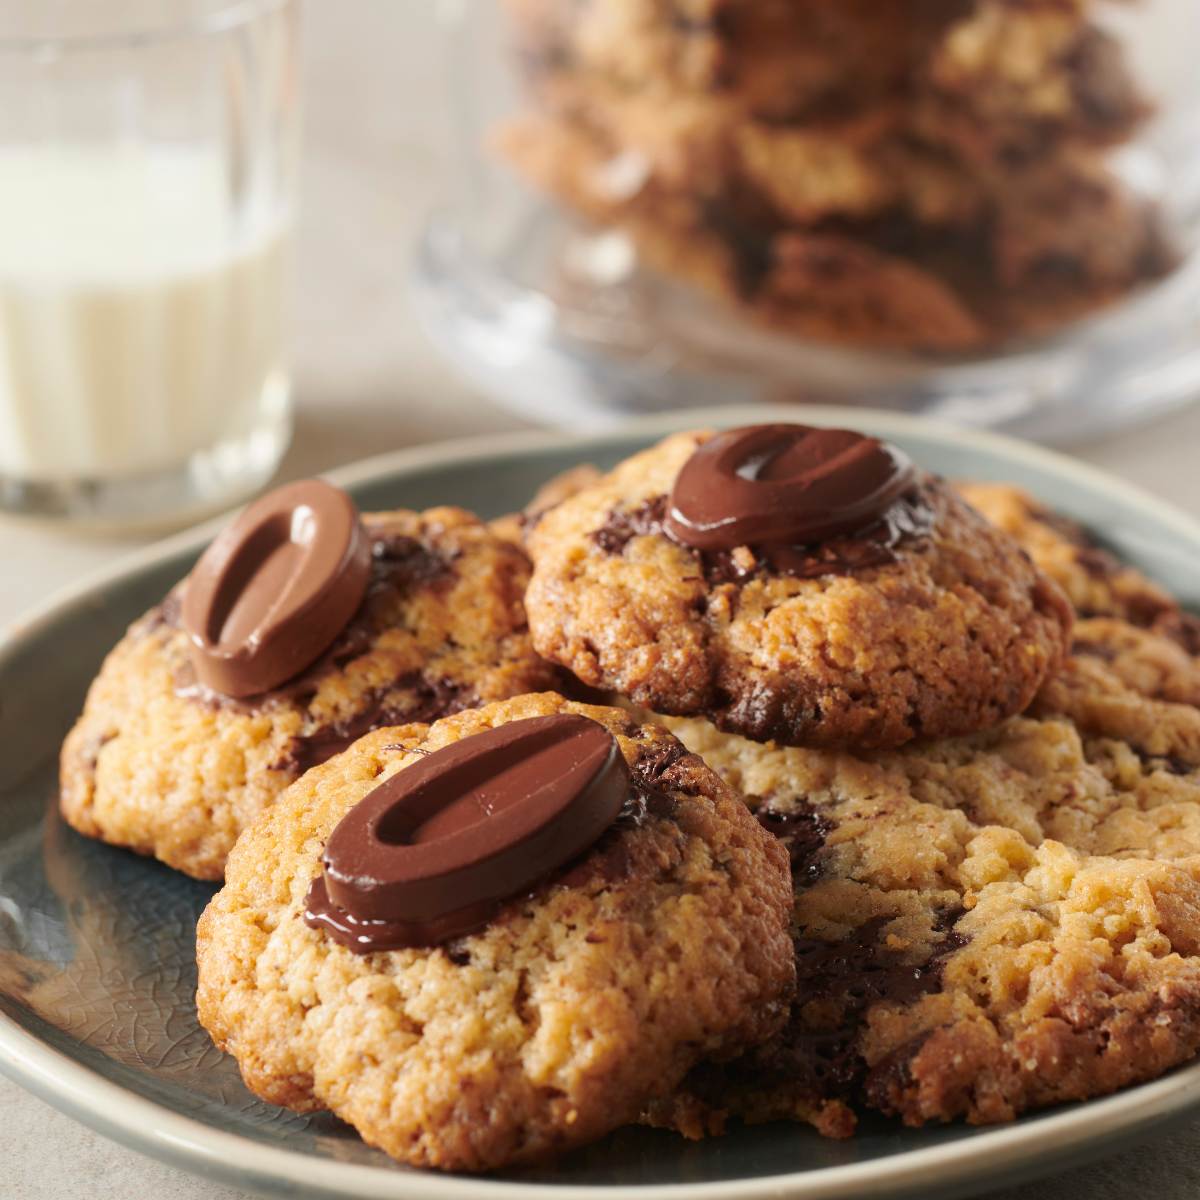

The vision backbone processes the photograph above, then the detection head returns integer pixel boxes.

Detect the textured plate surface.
[4,405,1200,1200]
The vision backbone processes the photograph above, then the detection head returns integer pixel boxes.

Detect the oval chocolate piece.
[305,713,631,951]
[664,424,916,551]
[181,479,372,697]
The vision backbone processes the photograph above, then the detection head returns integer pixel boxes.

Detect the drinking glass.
[0,0,300,528]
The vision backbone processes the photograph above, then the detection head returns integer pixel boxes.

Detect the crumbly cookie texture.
[60,507,562,881]
[195,693,795,1172]
[953,481,1185,631]
[498,0,1166,350]
[524,430,1072,751]
[636,625,1200,1137]
[1034,617,1200,769]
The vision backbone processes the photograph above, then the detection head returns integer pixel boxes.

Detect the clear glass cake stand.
[413,0,1200,444]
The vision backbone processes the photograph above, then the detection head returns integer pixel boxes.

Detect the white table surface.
[6,2,1200,1195]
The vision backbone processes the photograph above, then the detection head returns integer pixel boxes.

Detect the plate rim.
[5,402,1200,1199]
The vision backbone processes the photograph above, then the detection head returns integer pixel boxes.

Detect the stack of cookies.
[59,423,1200,1171]
[498,0,1171,350]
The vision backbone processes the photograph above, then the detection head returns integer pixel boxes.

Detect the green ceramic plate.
[4,405,1200,1200]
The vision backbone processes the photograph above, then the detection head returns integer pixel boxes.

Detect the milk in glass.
[0,143,289,481]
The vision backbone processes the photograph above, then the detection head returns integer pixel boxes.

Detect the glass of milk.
[0,0,299,528]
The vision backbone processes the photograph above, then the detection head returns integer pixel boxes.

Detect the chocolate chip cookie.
[639,651,1200,1137]
[59,506,562,880]
[955,481,1200,646]
[195,693,794,1171]
[499,0,1166,349]
[525,428,1072,750]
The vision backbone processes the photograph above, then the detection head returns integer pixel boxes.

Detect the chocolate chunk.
[680,903,967,1108]
[181,480,372,697]
[304,714,631,952]
[591,496,669,556]
[861,1028,938,1113]
[593,485,934,585]
[370,533,452,588]
[631,738,690,789]
[274,674,472,777]
[665,425,917,552]
[765,909,967,1098]
[750,799,967,1097]
[173,528,461,746]
[754,800,834,885]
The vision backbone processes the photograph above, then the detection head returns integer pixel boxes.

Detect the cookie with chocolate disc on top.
[195,692,794,1172]
[524,426,1073,750]
[60,481,563,880]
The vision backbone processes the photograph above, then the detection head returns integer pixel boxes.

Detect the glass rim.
[0,0,294,56]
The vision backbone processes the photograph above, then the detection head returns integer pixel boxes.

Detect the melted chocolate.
[860,1028,939,1112]
[773,909,967,1094]
[552,780,677,892]
[304,715,631,952]
[368,533,450,589]
[615,780,679,829]
[273,674,472,776]
[303,876,498,954]
[592,488,934,585]
[682,801,969,1107]
[754,800,834,886]
[665,425,917,551]
[673,907,967,1112]
[592,495,670,556]
[706,491,935,582]
[181,480,372,697]
[549,731,684,893]
[167,529,459,760]
[630,737,691,792]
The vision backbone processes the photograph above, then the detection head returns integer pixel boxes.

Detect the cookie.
[637,633,1200,1136]
[59,506,562,880]
[498,102,992,351]
[953,481,1189,632]
[498,0,1166,349]
[1034,617,1200,769]
[919,4,1145,168]
[524,428,1072,750]
[195,693,795,1171]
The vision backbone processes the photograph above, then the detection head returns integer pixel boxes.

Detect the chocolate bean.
[664,424,916,551]
[181,479,372,697]
[304,714,631,952]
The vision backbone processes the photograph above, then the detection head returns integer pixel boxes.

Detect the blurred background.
[7,4,1200,1196]
[275,0,1200,484]
[7,0,1200,611]
[280,1,529,466]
